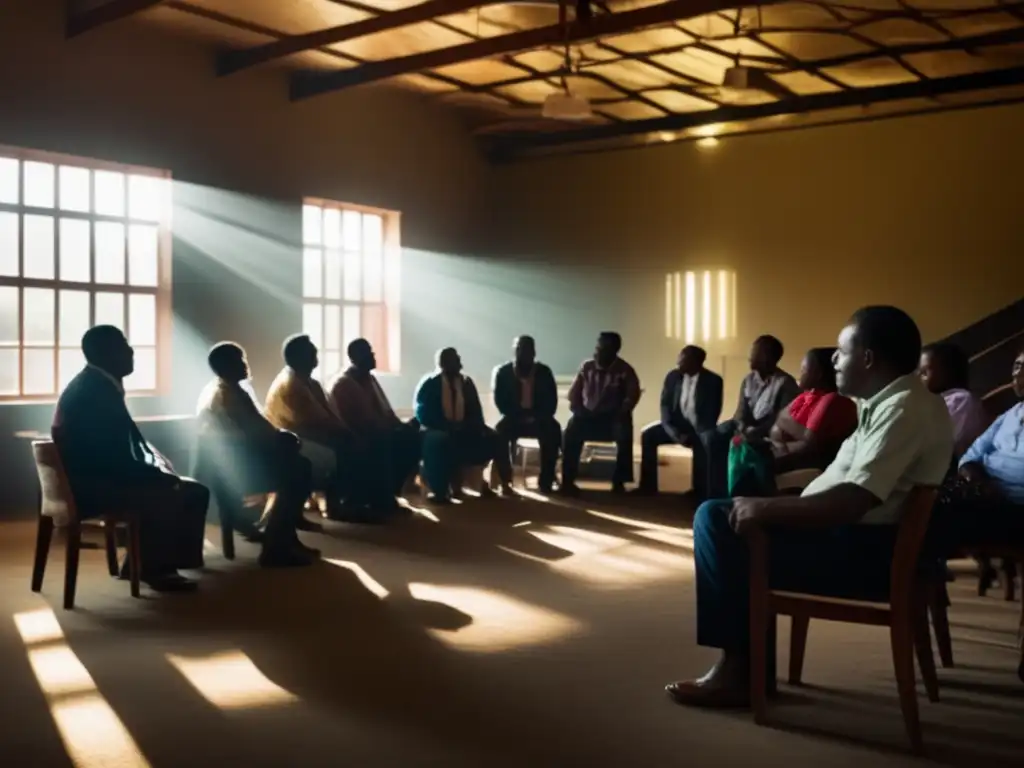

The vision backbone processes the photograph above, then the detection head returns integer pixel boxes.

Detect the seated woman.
[919,341,990,461]
[728,347,857,497]
[414,347,511,503]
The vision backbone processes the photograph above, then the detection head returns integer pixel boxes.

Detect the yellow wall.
[489,104,1024,422]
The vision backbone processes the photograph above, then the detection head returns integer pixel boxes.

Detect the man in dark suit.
[53,325,209,592]
[637,345,724,496]
[492,335,561,495]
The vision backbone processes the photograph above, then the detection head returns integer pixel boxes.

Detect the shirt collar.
[87,364,124,395]
[861,373,919,410]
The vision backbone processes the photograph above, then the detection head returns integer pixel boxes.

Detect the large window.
[301,198,400,379]
[665,269,736,344]
[0,146,171,400]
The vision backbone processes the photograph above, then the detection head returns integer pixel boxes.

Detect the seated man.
[561,331,641,495]
[700,335,800,499]
[939,348,1024,596]
[265,334,354,518]
[919,341,990,461]
[54,325,209,592]
[196,342,316,567]
[667,306,952,708]
[328,338,422,507]
[637,345,723,496]
[491,335,561,495]
[414,347,508,503]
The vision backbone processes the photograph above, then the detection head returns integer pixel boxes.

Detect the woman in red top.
[770,346,858,473]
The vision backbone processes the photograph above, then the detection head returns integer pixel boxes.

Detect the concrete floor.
[1,489,1022,767]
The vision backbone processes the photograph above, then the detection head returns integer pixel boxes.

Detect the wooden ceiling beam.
[66,0,166,38]
[290,0,760,100]
[490,64,1024,157]
[217,0,491,76]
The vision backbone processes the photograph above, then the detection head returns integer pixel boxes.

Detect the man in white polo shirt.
[667,305,953,709]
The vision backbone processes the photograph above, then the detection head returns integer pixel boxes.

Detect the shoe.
[144,573,199,593]
[478,485,496,499]
[537,483,554,495]
[558,483,581,497]
[611,482,627,494]
[426,493,452,504]
[259,547,315,568]
[630,486,658,496]
[665,680,749,709]
[296,516,323,533]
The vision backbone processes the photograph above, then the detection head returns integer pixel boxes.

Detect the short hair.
[515,335,535,348]
[81,325,125,364]
[436,346,457,366]
[808,347,838,391]
[282,334,312,367]
[754,335,784,364]
[599,331,622,353]
[921,341,971,390]
[208,342,244,376]
[682,345,707,366]
[347,337,371,360]
[849,305,922,376]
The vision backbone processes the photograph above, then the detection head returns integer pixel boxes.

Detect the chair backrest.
[32,440,79,522]
[889,485,939,604]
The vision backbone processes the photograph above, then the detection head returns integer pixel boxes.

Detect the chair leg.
[103,521,119,577]
[218,492,236,561]
[63,523,81,610]
[930,582,954,669]
[1002,559,1016,602]
[890,613,924,754]
[788,614,810,685]
[31,516,54,593]
[913,594,940,703]
[128,519,142,599]
[748,533,771,725]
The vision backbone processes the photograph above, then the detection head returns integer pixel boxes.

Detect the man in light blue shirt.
[958,352,1024,504]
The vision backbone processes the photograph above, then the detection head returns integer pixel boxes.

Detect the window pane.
[343,305,360,352]
[325,250,342,300]
[343,249,361,301]
[324,304,340,350]
[95,221,126,284]
[23,348,55,395]
[59,218,90,283]
[322,351,341,381]
[342,210,361,250]
[58,348,85,391]
[95,292,124,330]
[363,214,383,251]
[128,224,159,286]
[0,286,18,343]
[303,304,323,350]
[59,291,90,346]
[23,287,54,344]
[302,204,322,245]
[0,348,17,395]
[95,170,125,217]
[24,215,55,280]
[323,209,341,248]
[125,347,156,391]
[0,157,18,204]
[59,166,90,212]
[362,303,386,364]
[0,211,17,277]
[128,174,164,221]
[302,248,322,298]
[24,161,55,208]
[128,293,156,346]
[364,249,383,303]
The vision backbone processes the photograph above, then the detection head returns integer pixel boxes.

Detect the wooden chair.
[748,486,940,754]
[30,440,142,610]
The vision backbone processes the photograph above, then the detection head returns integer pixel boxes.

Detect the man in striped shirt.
[561,331,642,495]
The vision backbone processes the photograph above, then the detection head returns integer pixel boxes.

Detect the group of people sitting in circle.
[50,303,1024,695]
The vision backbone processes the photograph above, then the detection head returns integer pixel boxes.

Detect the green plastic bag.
[727,438,774,497]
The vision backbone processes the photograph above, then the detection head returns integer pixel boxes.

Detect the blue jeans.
[693,499,897,653]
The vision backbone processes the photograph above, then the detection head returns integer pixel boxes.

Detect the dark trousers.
[350,423,422,504]
[561,412,633,486]
[495,414,561,489]
[639,421,711,495]
[197,437,312,553]
[421,425,506,495]
[101,477,209,579]
[694,499,896,654]
[699,421,738,500]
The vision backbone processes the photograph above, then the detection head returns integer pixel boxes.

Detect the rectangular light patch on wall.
[665,269,736,344]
